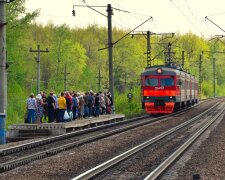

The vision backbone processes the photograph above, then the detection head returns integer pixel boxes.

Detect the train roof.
[141,65,196,79]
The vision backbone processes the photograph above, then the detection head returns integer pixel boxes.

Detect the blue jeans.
[48,108,55,123]
[27,109,36,123]
[72,106,77,120]
[88,106,92,117]
[95,106,100,117]
[59,109,65,123]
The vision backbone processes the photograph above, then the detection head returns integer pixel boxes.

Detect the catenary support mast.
[0,1,6,144]
[107,4,114,113]
[29,45,48,94]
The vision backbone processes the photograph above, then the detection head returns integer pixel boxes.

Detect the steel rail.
[0,109,193,172]
[0,98,213,172]
[0,99,204,157]
[0,115,150,156]
[0,99,213,173]
[72,103,219,180]
[0,102,208,173]
[144,105,225,180]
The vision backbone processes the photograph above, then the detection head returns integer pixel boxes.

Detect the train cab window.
[145,78,158,86]
[160,78,174,86]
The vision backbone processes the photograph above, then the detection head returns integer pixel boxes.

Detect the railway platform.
[7,114,125,142]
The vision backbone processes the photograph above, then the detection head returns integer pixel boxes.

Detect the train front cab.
[142,71,176,114]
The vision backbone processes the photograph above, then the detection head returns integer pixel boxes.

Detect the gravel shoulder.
[175,105,225,179]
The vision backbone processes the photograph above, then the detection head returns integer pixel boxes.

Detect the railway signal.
[127,92,133,102]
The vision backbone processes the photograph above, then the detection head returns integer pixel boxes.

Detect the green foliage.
[4,1,225,128]
[115,87,144,117]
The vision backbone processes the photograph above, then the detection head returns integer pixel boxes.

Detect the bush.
[114,87,145,118]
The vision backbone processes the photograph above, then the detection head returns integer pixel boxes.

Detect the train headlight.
[169,96,174,102]
[156,68,163,74]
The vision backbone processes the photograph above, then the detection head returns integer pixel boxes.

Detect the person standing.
[94,93,100,117]
[72,93,79,120]
[53,94,59,123]
[105,93,111,114]
[99,92,106,115]
[65,91,72,121]
[58,92,67,123]
[78,93,84,119]
[27,93,37,123]
[87,91,94,117]
[41,91,48,123]
[46,92,55,123]
[35,94,43,124]
[83,92,89,118]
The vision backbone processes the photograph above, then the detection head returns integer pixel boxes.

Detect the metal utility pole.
[0,0,15,144]
[73,3,151,114]
[146,31,151,67]
[62,64,70,91]
[213,57,216,97]
[107,4,114,113]
[201,50,225,98]
[167,42,172,66]
[131,31,152,67]
[131,31,174,67]
[96,68,103,92]
[199,54,202,99]
[29,45,49,94]
[181,51,185,68]
[124,72,127,90]
[0,1,6,144]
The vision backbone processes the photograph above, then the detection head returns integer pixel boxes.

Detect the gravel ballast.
[0,99,224,180]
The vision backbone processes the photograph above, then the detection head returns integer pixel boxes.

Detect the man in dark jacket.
[46,92,55,123]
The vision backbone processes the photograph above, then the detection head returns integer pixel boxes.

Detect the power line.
[169,0,203,36]
[206,11,225,17]
[205,16,225,34]
[98,16,152,51]
[184,0,202,22]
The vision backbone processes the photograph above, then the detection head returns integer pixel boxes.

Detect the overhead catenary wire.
[98,16,153,51]
[184,0,202,22]
[169,0,203,37]
[205,16,225,34]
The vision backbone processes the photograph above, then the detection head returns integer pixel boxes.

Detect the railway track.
[72,102,225,180]
[0,98,218,175]
[2,98,209,157]
[0,102,202,173]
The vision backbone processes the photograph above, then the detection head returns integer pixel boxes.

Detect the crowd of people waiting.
[26,90,113,124]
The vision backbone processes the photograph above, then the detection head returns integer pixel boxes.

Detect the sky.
[25,0,225,38]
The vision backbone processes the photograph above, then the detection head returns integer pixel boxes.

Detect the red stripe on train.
[143,90,176,96]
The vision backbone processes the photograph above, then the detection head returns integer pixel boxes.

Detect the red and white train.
[141,65,198,114]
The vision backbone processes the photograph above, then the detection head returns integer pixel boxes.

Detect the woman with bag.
[35,94,44,124]
[58,92,67,123]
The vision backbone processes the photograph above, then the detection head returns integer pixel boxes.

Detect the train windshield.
[160,78,174,86]
[145,78,158,86]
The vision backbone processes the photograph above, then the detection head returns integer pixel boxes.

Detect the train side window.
[145,78,158,86]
